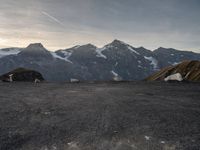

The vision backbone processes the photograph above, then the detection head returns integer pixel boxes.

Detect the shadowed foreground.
[0,82,200,150]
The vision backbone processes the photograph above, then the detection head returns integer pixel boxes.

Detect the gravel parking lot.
[0,82,200,150]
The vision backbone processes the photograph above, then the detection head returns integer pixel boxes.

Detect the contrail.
[42,11,64,26]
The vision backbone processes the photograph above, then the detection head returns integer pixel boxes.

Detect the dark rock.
[0,68,44,82]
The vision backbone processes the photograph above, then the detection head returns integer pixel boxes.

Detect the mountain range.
[0,40,200,81]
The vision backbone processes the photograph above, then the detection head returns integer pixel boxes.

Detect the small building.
[70,78,80,83]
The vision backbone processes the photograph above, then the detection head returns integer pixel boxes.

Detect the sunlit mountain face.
[0,0,200,52]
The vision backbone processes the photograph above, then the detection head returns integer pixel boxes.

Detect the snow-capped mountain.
[154,47,200,68]
[0,48,21,58]
[0,40,199,81]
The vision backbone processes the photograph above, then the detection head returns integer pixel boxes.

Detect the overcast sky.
[0,0,200,52]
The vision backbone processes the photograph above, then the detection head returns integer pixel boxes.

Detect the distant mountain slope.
[153,47,200,68]
[146,60,200,82]
[0,40,200,81]
[0,48,21,58]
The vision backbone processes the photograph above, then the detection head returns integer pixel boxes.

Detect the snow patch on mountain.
[105,44,114,49]
[127,46,140,55]
[73,45,81,49]
[144,56,158,70]
[111,70,119,77]
[51,52,73,63]
[61,51,73,59]
[0,48,21,58]
[138,65,143,68]
[115,62,118,66]
[172,62,180,66]
[164,73,183,82]
[144,136,150,140]
[111,70,122,81]
[96,47,107,59]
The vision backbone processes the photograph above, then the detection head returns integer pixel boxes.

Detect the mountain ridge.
[0,40,200,81]
[1,40,199,53]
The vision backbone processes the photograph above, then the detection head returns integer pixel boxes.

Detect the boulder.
[164,73,183,82]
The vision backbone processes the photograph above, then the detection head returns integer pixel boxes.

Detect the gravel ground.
[0,81,200,150]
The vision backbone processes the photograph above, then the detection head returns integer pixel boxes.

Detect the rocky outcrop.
[146,60,200,82]
[0,68,44,82]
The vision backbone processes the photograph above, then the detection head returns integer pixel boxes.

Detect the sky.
[0,0,200,52]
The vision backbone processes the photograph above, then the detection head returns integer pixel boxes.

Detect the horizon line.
[0,39,199,53]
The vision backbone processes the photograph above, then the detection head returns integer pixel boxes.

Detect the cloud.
[41,11,65,27]
[0,0,199,52]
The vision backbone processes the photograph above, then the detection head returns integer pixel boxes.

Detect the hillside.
[0,68,44,82]
[146,60,200,82]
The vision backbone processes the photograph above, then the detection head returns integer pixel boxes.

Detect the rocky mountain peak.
[19,43,52,59]
[110,39,127,46]
[26,43,46,50]
[81,44,97,49]
[154,47,175,52]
